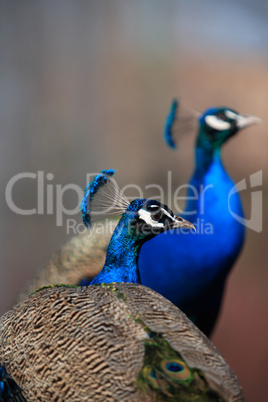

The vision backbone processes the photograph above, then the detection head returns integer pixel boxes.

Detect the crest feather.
[81,169,129,229]
[164,99,199,149]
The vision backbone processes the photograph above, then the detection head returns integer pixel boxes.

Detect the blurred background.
[0,1,267,400]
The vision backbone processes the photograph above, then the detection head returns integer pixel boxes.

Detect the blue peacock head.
[123,198,193,241]
[198,107,261,149]
[81,170,195,242]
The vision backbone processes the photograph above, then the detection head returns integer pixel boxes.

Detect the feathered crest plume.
[164,99,200,149]
[81,169,130,229]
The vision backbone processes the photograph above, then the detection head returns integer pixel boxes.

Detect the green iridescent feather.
[138,331,223,401]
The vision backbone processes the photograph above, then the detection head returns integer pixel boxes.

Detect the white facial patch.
[138,209,164,228]
[205,115,231,131]
[138,207,177,228]
[225,110,238,120]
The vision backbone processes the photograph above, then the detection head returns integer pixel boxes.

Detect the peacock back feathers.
[1,284,244,401]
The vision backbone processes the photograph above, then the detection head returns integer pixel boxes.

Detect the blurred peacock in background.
[15,104,260,337]
[0,171,244,401]
[140,102,261,335]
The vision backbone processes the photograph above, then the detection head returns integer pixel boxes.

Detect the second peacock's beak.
[171,216,196,231]
[236,114,262,130]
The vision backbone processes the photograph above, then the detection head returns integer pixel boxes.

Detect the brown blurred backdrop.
[0,1,267,400]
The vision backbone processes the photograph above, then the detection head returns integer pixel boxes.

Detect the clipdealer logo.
[5,170,263,234]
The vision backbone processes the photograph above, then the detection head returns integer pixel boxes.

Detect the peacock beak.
[171,216,196,231]
[236,114,262,130]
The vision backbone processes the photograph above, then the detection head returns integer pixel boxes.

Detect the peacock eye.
[217,112,228,121]
[166,362,184,372]
[161,359,191,380]
[151,210,163,221]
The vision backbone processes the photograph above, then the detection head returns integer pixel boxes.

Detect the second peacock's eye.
[151,210,163,221]
[216,111,228,121]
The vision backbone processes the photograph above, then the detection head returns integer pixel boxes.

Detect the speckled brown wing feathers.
[1,284,244,401]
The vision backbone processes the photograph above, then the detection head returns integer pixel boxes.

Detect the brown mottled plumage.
[1,283,244,401]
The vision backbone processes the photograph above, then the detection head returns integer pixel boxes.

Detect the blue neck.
[184,138,245,265]
[194,138,221,179]
[90,216,142,285]
[184,143,222,214]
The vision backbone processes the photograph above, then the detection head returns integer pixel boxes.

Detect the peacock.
[139,102,261,335]
[15,105,260,338]
[0,171,244,401]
